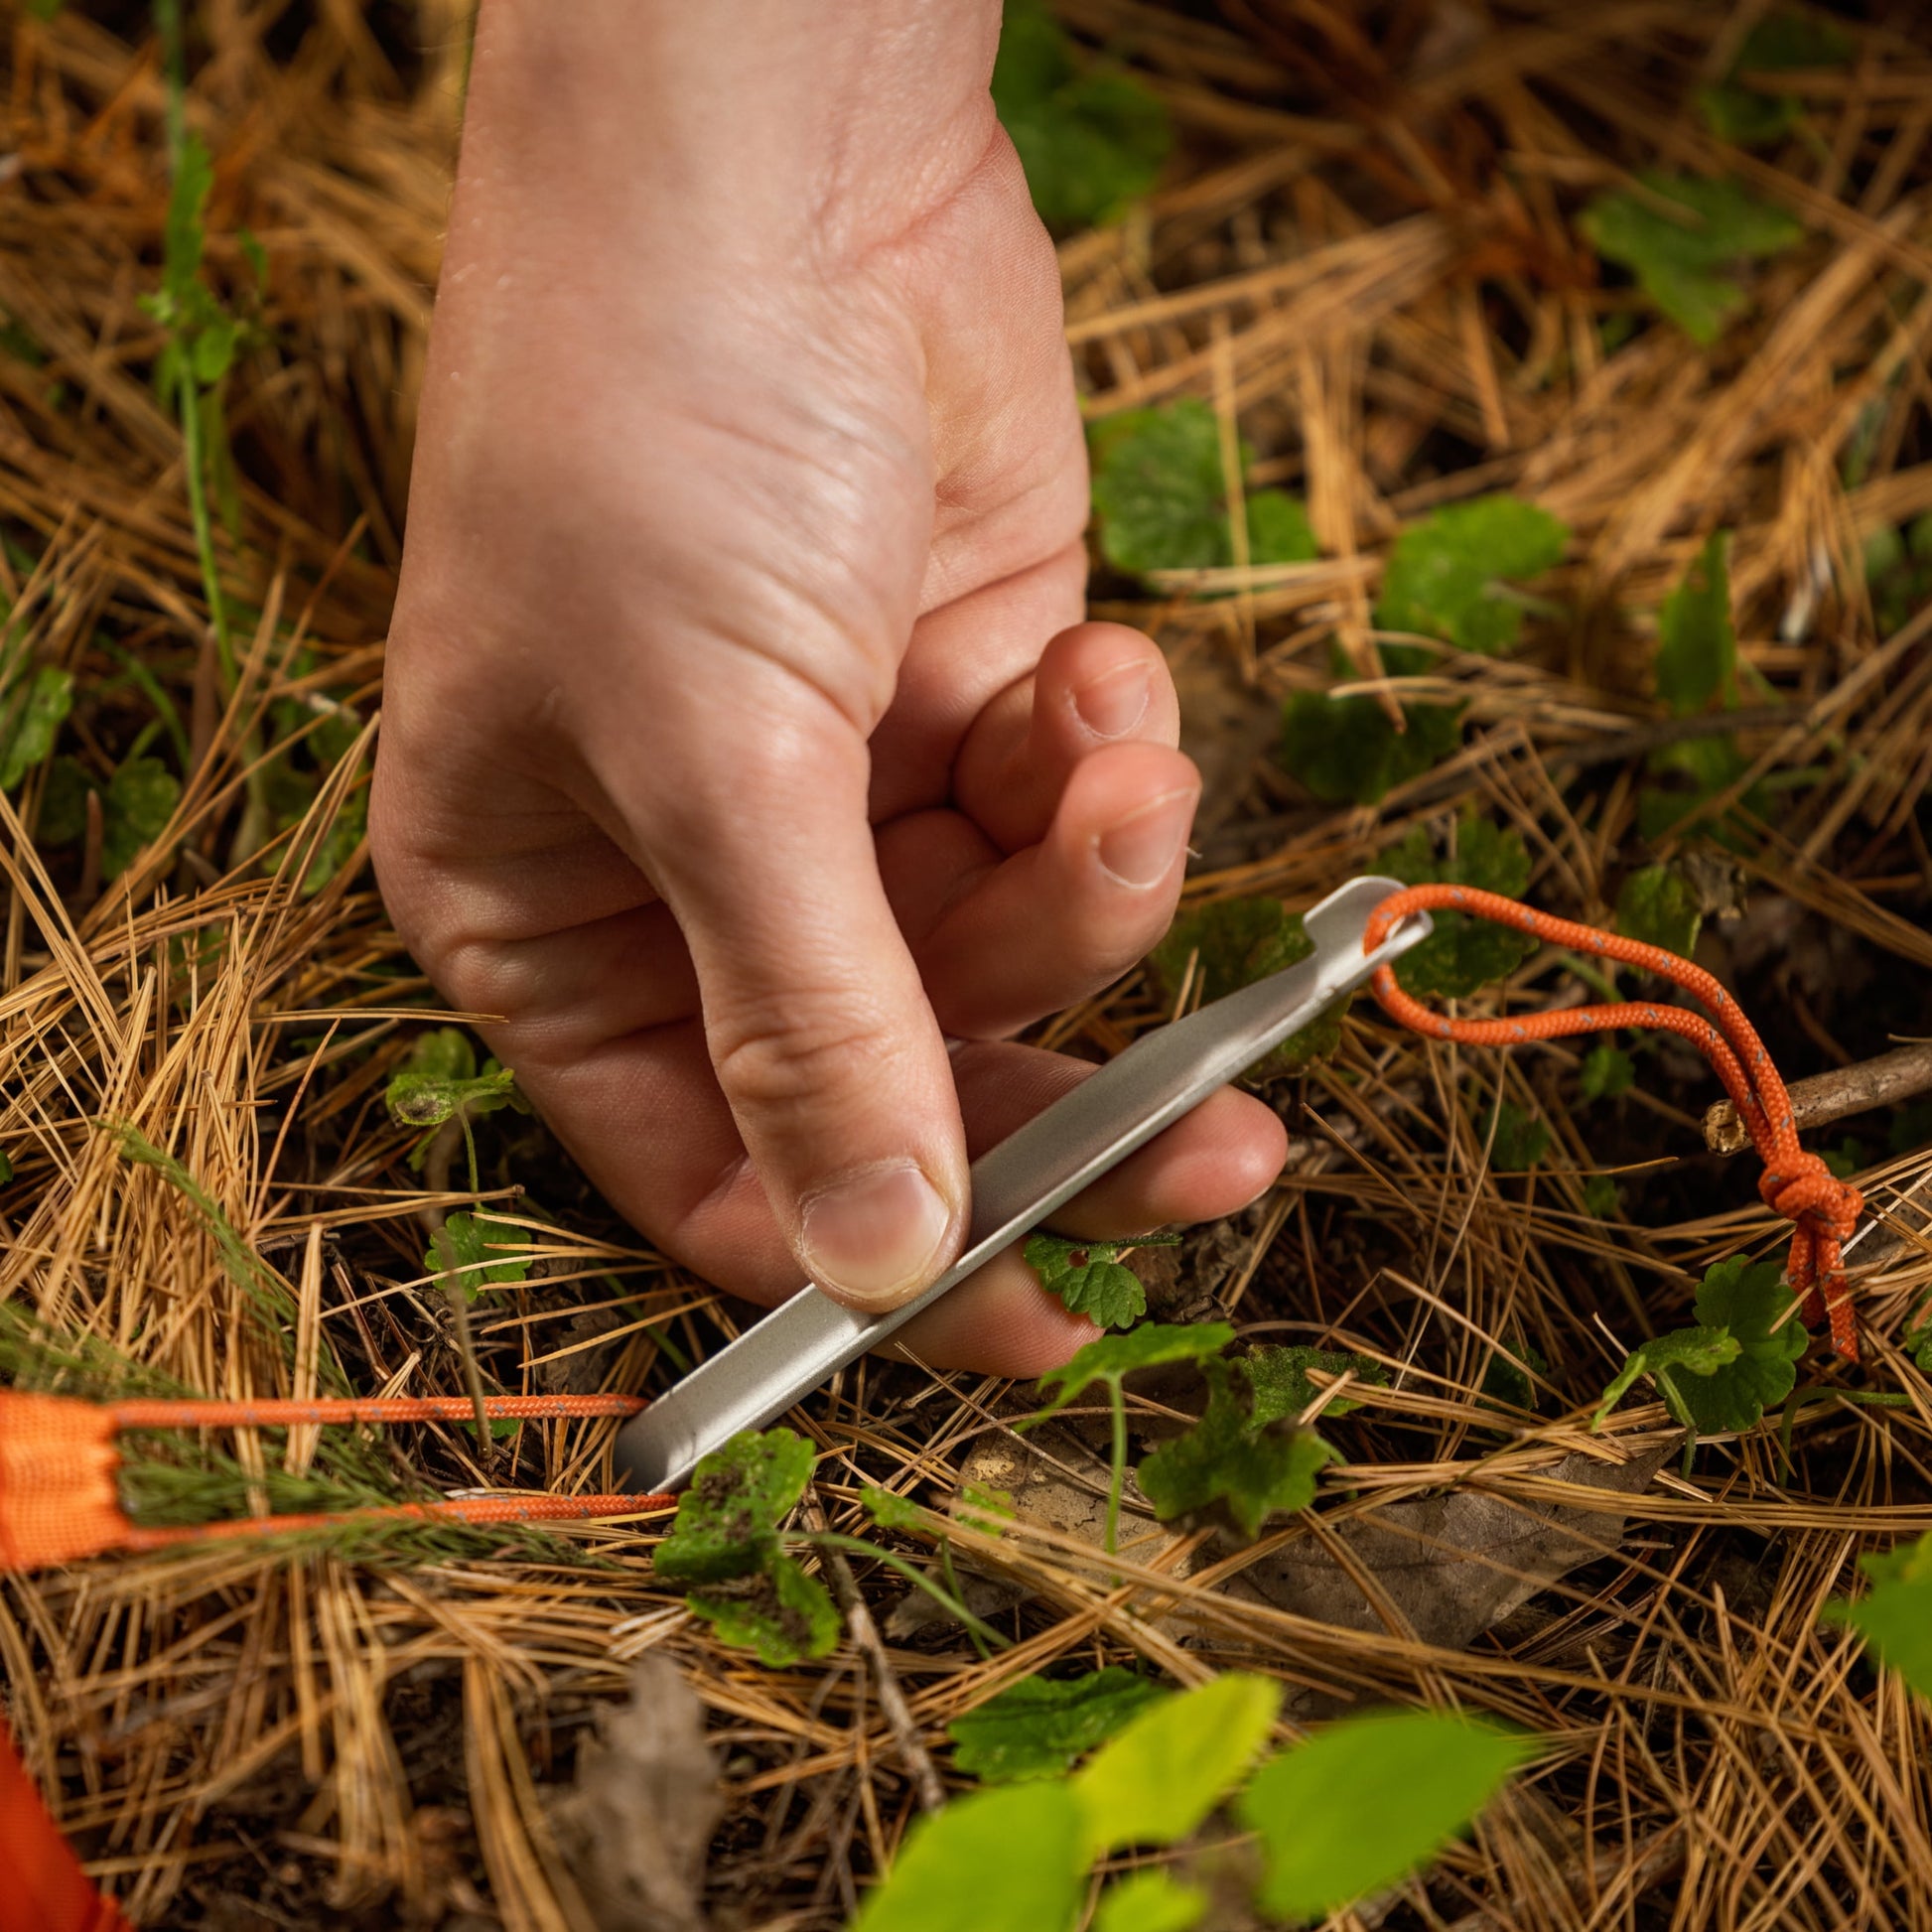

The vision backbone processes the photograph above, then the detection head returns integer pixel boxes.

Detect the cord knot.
[1758,1153,1863,1360]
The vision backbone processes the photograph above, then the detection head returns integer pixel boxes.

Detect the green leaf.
[1246,488,1320,566]
[1487,1101,1550,1171]
[1070,1672,1281,1857]
[1655,532,1736,715]
[993,0,1169,231]
[849,1779,1086,1932]
[1375,495,1569,656]
[1023,1230,1179,1330]
[1824,1533,1932,1702]
[423,1211,529,1297]
[955,1481,1016,1536]
[654,1429,815,1586]
[1584,1173,1620,1220]
[1281,666,1463,807]
[1244,1345,1388,1423]
[0,1149,13,1183]
[1592,1324,1741,1427]
[1029,1321,1234,1429]
[1137,1358,1336,1540]
[1382,816,1537,999]
[0,666,72,791]
[687,1553,841,1669]
[948,1667,1170,1783]
[100,755,181,879]
[861,1484,925,1532]
[1579,175,1802,345]
[1150,897,1345,1074]
[1638,731,1757,845]
[1239,1711,1530,1921]
[385,1028,521,1130]
[1093,1870,1207,1932]
[160,134,215,311]
[1479,1340,1546,1417]
[1580,1044,1636,1101]
[1698,12,1851,148]
[1616,866,1703,959]
[1593,1258,1804,1436]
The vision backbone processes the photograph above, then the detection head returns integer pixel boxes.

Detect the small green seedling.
[1485,1100,1550,1172]
[1616,866,1703,959]
[1580,1043,1636,1102]
[0,665,72,794]
[1382,815,1538,999]
[1026,1322,1233,1552]
[992,0,1170,230]
[1593,1257,1805,1456]
[1244,1344,1388,1423]
[1580,175,1803,345]
[856,1669,1530,1932]
[1023,1229,1179,1329]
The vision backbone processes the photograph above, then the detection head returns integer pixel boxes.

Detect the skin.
[369,1,1289,1378]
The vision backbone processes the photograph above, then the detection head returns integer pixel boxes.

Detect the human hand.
[370,1,1288,1375]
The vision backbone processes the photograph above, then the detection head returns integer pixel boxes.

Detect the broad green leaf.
[1593,1258,1804,1437]
[1592,1323,1741,1428]
[1150,897,1343,1074]
[1824,1533,1932,1701]
[849,1779,1085,1932]
[1616,866,1703,958]
[0,665,72,791]
[1479,1340,1546,1417]
[1238,1711,1529,1921]
[993,0,1169,231]
[687,1553,841,1669]
[1375,494,1569,656]
[1029,1321,1234,1429]
[1023,1229,1178,1330]
[1580,1044,1636,1101]
[948,1667,1170,1783]
[653,1429,815,1586]
[1093,1870,1207,1932]
[1137,1358,1335,1540]
[1244,1345,1387,1424]
[1281,661,1463,807]
[1070,1672,1281,1857]
[1584,1173,1620,1219]
[1656,532,1736,715]
[423,1211,529,1297]
[860,1484,924,1532]
[100,755,181,879]
[1382,816,1537,999]
[1698,12,1850,147]
[1579,175,1802,345]
[1246,488,1320,566]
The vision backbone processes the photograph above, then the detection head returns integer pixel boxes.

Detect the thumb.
[647,726,969,1313]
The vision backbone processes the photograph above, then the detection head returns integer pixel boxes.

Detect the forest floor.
[2,3,1930,1928]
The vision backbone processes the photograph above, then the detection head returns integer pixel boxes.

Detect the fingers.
[880,738,1200,1040]
[636,704,971,1317]
[949,621,1180,855]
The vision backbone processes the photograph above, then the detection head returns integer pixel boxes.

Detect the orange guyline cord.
[1364,884,1865,1361]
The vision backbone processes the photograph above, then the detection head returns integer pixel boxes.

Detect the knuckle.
[708,992,900,1116]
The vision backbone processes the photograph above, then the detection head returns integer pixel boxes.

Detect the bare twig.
[1703,1041,1932,1153]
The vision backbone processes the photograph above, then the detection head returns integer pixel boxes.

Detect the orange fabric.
[0,1395,132,1572]
[107,1393,645,1429]
[0,1720,130,1932]
[1365,884,1863,1360]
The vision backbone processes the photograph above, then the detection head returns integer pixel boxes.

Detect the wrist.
[465,1,1005,261]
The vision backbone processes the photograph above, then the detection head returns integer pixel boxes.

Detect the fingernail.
[799,1161,954,1311]
[1096,787,1196,889]
[1073,661,1152,740]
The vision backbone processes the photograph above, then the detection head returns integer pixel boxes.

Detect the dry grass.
[2,3,1931,1927]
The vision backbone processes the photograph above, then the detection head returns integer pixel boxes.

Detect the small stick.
[1703,1041,1932,1154]
[805,1493,946,1814]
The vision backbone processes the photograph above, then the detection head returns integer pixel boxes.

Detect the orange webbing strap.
[0,1720,130,1932]
[0,1391,668,1573]
[1364,885,1863,1360]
